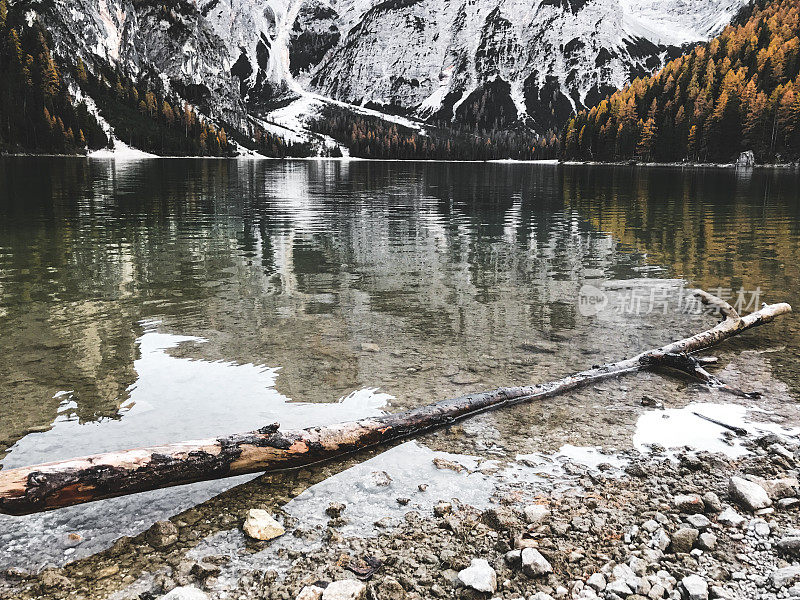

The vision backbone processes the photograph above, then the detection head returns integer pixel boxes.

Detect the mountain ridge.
[1,0,754,156]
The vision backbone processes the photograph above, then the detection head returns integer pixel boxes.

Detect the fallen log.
[0,289,791,516]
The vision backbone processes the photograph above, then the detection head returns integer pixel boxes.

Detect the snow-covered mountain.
[23,0,244,124]
[24,0,749,139]
[298,0,748,130]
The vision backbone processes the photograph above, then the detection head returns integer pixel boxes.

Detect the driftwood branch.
[648,352,761,398]
[691,412,749,436]
[0,290,791,516]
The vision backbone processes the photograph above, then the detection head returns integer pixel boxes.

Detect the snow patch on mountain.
[259,92,427,145]
[620,0,745,46]
[284,0,750,130]
[89,140,158,159]
[34,0,749,140]
[70,83,157,157]
[199,0,304,101]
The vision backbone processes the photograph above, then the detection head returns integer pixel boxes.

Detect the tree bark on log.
[0,290,791,516]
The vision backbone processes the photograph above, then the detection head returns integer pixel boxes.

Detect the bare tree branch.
[0,290,791,516]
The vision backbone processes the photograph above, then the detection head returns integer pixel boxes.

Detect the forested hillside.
[0,0,107,154]
[561,0,800,163]
[309,107,560,161]
[76,58,233,157]
[0,0,234,156]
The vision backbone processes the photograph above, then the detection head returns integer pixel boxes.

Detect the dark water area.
[0,158,799,572]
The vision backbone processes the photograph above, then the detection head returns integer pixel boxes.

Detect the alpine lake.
[1,158,799,596]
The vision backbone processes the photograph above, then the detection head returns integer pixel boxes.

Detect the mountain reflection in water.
[0,158,798,571]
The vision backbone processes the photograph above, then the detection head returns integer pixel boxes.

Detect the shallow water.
[0,158,799,572]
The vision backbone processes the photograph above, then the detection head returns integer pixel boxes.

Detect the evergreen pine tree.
[637,118,658,161]
[75,58,88,83]
[561,0,800,163]
[40,51,60,99]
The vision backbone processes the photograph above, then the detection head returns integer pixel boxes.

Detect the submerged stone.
[242,509,285,541]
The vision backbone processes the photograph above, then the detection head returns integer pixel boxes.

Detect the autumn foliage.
[79,62,232,157]
[561,0,800,163]
[0,1,231,156]
[0,0,107,153]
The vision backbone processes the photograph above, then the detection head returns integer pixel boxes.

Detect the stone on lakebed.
[242,509,285,541]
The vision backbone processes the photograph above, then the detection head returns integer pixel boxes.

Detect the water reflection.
[3,323,389,468]
[1,158,798,454]
[0,158,798,573]
[0,321,389,570]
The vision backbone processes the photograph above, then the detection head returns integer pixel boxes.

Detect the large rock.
[322,580,367,600]
[768,442,795,462]
[521,548,553,577]
[147,521,178,549]
[729,477,771,511]
[481,507,519,531]
[685,514,711,529]
[377,577,406,600]
[751,518,771,537]
[242,509,285,541]
[523,504,549,526]
[680,575,708,600]
[296,586,324,600]
[652,529,671,551]
[770,566,800,589]
[736,150,755,168]
[160,587,210,600]
[586,572,606,591]
[612,563,636,582]
[650,582,668,599]
[697,532,717,551]
[709,585,733,600]
[702,492,723,513]
[606,580,633,596]
[761,477,799,500]
[40,570,71,590]
[504,549,523,568]
[433,501,453,517]
[717,507,745,528]
[629,557,646,577]
[457,558,497,593]
[778,537,800,557]
[674,494,705,514]
[190,561,220,580]
[671,528,699,553]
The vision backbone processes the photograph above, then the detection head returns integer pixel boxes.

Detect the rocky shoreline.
[560,160,800,170]
[2,430,800,600]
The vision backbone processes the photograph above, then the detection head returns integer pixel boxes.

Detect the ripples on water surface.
[0,158,799,570]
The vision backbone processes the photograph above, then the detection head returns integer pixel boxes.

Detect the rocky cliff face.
[295,0,749,130]
[23,0,243,123]
[20,0,749,136]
